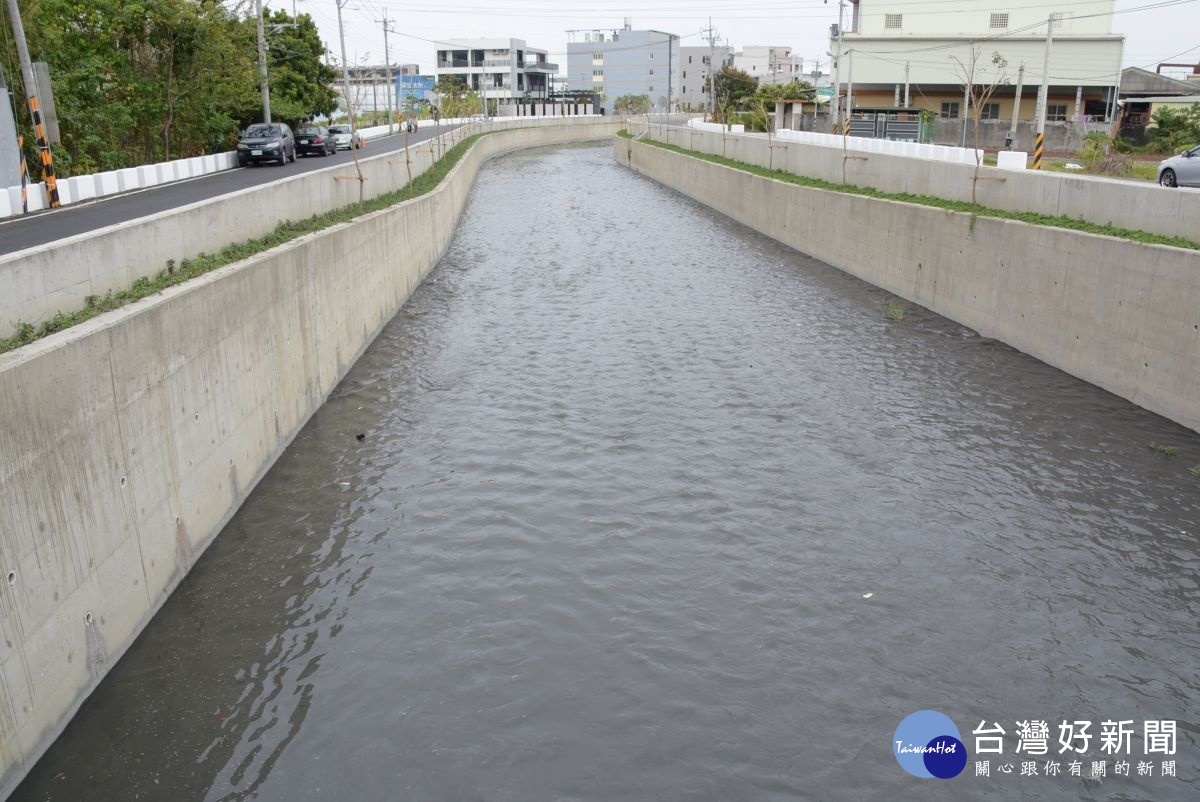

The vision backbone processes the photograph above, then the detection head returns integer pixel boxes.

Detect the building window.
[979,102,1001,120]
[688,56,693,63]
[885,14,902,29]
[593,69,603,77]
[1047,104,1067,121]
[649,52,654,59]
[648,85,654,93]
[593,53,603,60]
[940,101,960,119]
[682,70,687,78]
[648,69,654,76]
[990,13,1009,29]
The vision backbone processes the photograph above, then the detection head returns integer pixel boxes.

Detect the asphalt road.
[0,124,458,256]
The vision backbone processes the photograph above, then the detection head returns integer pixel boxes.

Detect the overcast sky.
[289,0,1200,82]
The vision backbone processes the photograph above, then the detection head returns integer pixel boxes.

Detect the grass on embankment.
[0,134,483,355]
[619,130,1200,253]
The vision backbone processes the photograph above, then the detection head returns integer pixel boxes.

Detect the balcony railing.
[438,58,471,69]
[523,61,558,72]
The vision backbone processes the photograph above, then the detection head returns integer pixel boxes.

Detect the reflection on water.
[14,144,1200,801]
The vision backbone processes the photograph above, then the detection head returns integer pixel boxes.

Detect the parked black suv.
[237,122,296,166]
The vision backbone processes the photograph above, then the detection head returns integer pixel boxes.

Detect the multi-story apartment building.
[733,46,807,86]
[830,0,1123,122]
[434,38,556,111]
[567,24,680,114]
[678,46,734,111]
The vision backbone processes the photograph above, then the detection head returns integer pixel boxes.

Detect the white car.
[1157,144,1200,187]
[327,124,363,150]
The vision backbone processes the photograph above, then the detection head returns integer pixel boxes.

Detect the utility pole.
[5,0,59,207]
[1006,62,1024,149]
[1034,13,1055,169]
[702,18,719,120]
[831,0,845,133]
[336,0,355,140]
[381,14,395,134]
[666,33,675,116]
[255,0,271,122]
[961,47,972,148]
[845,49,854,134]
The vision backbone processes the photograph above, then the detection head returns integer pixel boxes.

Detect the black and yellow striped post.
[17,135,28,213]
[27,95,60,207]
[1032,132,1044,170]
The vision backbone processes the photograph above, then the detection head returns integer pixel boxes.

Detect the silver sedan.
[1157,144,1200,187]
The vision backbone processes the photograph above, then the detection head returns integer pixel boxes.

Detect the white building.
[830,0,1124,121]
[435,38,556,110]
[678,46,734,111]
[566,24,680,114]
[733,46,807,86]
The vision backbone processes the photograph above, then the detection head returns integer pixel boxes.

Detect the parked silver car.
[327,124,363,150]
[1157,145,1200,187]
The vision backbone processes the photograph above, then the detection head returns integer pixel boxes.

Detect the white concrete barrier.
[997,151,1028,170]
[116,168,139,191]
[2,149,246,220]
[55,179,73,205]
[97,172,120,195]
[71,174,96,202]
[25,183,45,211]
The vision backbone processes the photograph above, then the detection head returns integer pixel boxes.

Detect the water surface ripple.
[14,144,1199,801]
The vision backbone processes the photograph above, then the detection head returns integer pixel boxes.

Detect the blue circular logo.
[893,710,967,779]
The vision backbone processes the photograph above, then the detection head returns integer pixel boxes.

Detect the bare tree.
[951,48,1010,203]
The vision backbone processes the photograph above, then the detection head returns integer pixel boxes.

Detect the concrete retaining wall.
[616,136,1200,434]
[1,117,604,338]
[0,118,620,797]
[627,120,1200,244]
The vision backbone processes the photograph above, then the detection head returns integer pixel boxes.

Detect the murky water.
[14,144,1199,801]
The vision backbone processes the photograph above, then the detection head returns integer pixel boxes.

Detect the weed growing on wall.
[618,131,1200,253]
[0,135,484,355]
[881,299,906,321]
